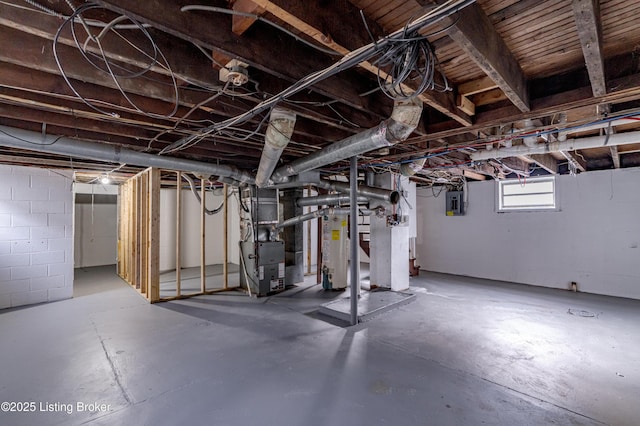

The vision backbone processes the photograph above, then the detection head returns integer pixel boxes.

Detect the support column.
[349,156,359,326]
[223,183,228,289]
[200,178,206,293]
[176,172,182,297]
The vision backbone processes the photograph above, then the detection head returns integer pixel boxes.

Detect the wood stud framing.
[117,168,160,303]
[118,168,239,303]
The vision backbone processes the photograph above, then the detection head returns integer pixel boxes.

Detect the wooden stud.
[457,95,476,116]
[141,172,148,296]
[148,168,161,303]
[610,146,621,168]
[231,0,266,35]
[458,76,498,96]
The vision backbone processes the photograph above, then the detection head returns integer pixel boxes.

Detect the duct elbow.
[386,98,423,142]
[399,158,426,176]
[255,108,296,187]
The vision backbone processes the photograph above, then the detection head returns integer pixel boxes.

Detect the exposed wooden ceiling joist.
[572,0,606,97]
[92,0,393,117]
[242,0,473,126]
[437,2,530,112]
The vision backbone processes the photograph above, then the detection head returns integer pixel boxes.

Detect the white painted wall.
[159,187,240,271]
[73,183,118,267]
[0,165,74,309]
[74,204,117,267]
[416,167,640,300]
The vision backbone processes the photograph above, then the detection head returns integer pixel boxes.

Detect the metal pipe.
[0,125,254,184]
[296,194,369,207]
[255,108,296,187]
[364,170,375,186]
[471,130,640,162]
[349,156,359,326]
[275,206,374,229]
[320,181,400,204]
[270,99,422,182]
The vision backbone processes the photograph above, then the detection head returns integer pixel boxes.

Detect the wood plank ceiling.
[0,0,639,183]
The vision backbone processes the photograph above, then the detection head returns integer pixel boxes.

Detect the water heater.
[321,213,348,290]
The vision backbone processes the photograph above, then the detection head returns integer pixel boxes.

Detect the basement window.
[497,176,556,212]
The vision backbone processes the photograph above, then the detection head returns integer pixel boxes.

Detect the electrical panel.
[446,191,464,216]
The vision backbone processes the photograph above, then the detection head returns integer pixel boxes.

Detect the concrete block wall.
[0,165,74,309]
[416,167,640,300]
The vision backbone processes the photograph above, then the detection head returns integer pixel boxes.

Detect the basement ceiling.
[1,0,640,183]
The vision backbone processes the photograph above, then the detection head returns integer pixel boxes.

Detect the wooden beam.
[0,99,269,161]
[93,0,392,116]
[442,2,530,112]
[610,145,621,168]
[231,0,266,35]
[561,150,587,172]
[527,154,558,174]
[572,0,606,97]
[0,2,394,134]
[458,76,499,96]
[490,0,544,23]
[241,0,472,126]
[462,169,487,181]
[420,71,640,143]
[0,1,220,90]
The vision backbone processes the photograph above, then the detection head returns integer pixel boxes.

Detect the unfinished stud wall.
[117,168,160,302]
[0,164,74,309]
[416,167,640,300]
[159,187,241,272]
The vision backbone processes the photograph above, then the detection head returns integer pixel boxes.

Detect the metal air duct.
[0,125,254,184]
[319,181,400,204]
[270,98,423,182]
[276,207,375,229]
[296,194,369,207]
[255,108,296,187]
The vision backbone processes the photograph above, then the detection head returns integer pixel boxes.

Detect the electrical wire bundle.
[51,2,179,119]
[163,0,476,153]
[374,30,450,100]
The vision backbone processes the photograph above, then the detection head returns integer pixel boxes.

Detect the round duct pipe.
[255,108,297,187]
[400,158,426,176]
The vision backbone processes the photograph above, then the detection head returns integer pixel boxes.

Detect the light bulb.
[100,176,110,185]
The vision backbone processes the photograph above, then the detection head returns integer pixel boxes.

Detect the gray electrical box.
[446,191,464,216]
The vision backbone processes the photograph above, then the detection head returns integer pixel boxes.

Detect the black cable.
[53,3,179,119]
[164,0,475,153]
[0,128,62,146]
[374,30,450,100]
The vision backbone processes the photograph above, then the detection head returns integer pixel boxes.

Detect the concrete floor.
[1,266,639,425]
[159,264,241,299]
